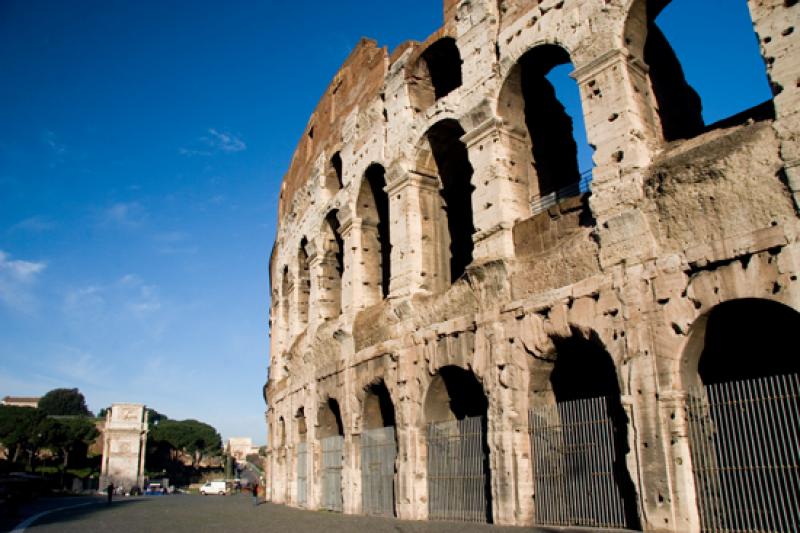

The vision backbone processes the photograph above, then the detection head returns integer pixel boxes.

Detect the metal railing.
[686,373,800,533]
[529,397,627,529]
[296,442,308,507]
[361,426,396,517]
[427,416,488,523]
[530,169,593,215]
[321,435,344,512]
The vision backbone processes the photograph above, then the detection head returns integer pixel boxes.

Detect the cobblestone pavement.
[5,494,634,533]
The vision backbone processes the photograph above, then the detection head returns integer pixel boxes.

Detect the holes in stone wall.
[326,151,344,193]
[322,210,344,319]
[297,237,310,327]
[363,380,396,430]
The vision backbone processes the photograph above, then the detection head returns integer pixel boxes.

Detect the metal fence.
[321,435,344,512]
[427,416,488,523]
[296,441,308,507]
[530,168,592,214]
[528,397,627,528]
[361,426,396,517]
[686,373,800,533]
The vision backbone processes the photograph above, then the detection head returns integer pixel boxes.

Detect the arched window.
[326,151,343,193]
[625,0,773,142]
[320,211,344,319]
[498,44,591,214]
[362,380,397,517]
[419,119,475,288]
[296,237,310,327]
[356,164,391,302]
[409,38,463,111]
[281,265,291,339]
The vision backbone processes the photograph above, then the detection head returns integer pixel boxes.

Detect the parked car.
[144,483,167,495]
[200,481,227,496]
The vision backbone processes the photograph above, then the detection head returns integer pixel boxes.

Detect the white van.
[200,480,228,495]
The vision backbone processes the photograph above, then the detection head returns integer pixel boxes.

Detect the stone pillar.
[748,0,800,211]
[339,215,362,315]
[572,50,660,268]
[462,118,529,260]
[385,166,445,296]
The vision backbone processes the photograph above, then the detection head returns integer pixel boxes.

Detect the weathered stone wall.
[265,1,800,531]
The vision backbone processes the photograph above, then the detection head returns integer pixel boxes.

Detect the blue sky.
[0,1,771,444]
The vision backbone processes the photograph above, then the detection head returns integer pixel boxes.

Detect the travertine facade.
[265,1,800,530]
[100,403,148,491]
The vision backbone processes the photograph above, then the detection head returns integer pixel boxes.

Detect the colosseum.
[265,1,799,531]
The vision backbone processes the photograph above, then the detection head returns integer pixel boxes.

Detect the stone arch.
[497,43,589,214]
[317,396,344,439]
[363,379,396,430]
[278,416,287,448]
[356,163,391,301]
[326,151,343,193]
[296,237,310,328]
[528,328,641,529]
[296,407,307,443]
[320,210,344,319]
[416,119,476,289]
[679,298,800,390]
[423,364,492,523]
[623,0,773,143]
[408,37,463,111]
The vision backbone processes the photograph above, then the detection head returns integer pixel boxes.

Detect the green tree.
[0,405,45,463]
[150,419,221,468]
[146,408,168,427]
[38,388,92,417]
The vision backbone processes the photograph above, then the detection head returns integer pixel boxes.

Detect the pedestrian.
[106,482,114,504]
[252,480,259,506]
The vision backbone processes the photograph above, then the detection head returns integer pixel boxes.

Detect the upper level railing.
[530,168,593,215]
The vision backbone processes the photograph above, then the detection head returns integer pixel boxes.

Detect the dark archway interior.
[698,299,800,385]
[363,380,396,430]
[325,211,344,278]
[296,407,307,443]
[550,334,641,529]
[365,164,391,298]
[278,417,286,447]
[421,38,463,100]
[427,119,475,283]
[331,151,344,189]
[519,45,581,195]
[318,397,344,438]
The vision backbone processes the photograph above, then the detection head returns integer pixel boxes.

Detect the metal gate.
[296,441,308,506]
[427,415,487,523]
[529,397,627,528]
[361,426,396,516]
[321,435,344,512]
[686,373,799,533]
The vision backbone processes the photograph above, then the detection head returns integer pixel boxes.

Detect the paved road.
[5,494,632,533]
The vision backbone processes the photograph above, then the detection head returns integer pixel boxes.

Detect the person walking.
[252,481,259,506]
[106,482,114,504]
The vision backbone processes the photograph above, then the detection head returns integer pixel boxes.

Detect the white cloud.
[180,128,246,156]
[0,250,46,312]
[9,215,56,233]
[101,202,147,228]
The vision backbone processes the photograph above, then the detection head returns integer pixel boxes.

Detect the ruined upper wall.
[277,39,387,221]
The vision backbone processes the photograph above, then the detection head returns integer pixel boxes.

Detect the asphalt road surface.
[4,494,632,533]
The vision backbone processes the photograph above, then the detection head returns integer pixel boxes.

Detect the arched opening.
[420,119,475,287]
[424,366,492,523]
[356,164,391,303]
[326,151,344,193]
[278,416,286,448]
[361,381,397,517]
[281,265,291,342]
[542,334,641,529]
[321,211,344,319]
[409,37,463,111]
[499,44,591,214]
[296,407,309,506]
[297,237,310,328]
[683,299,800,532]
[318,397,345,512]
[625,0,773,142]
